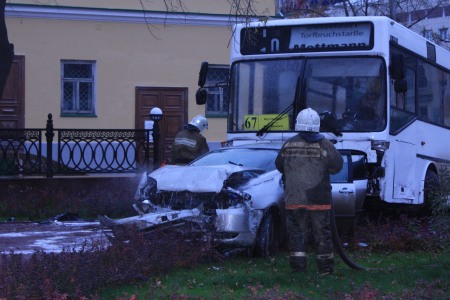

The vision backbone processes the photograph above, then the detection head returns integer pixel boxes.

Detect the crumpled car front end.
[136,165,274,248]
[100,165,283,252]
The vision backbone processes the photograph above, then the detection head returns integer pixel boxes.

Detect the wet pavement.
[0,220,111,255]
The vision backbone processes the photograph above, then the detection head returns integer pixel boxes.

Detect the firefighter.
[275,108,343,274]
[170,115,209,165]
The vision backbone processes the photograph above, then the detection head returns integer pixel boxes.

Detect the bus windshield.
[229,57,387,133]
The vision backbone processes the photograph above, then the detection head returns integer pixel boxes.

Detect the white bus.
[196,16,450,211]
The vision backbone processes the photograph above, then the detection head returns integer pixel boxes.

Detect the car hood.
[149,164,255,193]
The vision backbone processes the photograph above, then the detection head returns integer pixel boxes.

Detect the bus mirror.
[198,61,209,87]
[389,54,404,80]
[394,79,407,94]
[196,88,207,105]
[418,65,428,88]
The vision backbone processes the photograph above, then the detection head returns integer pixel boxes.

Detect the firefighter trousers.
[286,208,334,274]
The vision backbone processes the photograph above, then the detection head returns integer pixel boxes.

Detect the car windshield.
[190,148,278,172]
[190,147,357,184]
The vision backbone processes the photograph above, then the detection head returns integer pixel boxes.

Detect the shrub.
[430,166,450,233]
[0,228,223,299]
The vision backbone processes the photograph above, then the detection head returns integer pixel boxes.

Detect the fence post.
[45,113,54,178]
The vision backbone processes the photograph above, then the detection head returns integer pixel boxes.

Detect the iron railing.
[0,114,154,177]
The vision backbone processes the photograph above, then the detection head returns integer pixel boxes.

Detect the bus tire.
[423,169,440,216]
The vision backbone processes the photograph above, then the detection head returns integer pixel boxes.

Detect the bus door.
[391,139,416,201]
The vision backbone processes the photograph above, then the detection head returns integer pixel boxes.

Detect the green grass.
[99,249,450,299]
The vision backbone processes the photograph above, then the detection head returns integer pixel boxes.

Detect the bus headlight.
[371,140,390,152]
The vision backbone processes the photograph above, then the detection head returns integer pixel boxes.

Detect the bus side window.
[418,62,444,124]
[393,66,416,112]
[403,67,416,112]
[444,73,450,127]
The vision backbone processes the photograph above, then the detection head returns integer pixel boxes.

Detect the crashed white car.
[99,143,367,257]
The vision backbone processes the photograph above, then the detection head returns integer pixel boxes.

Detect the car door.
[331,150,368,218]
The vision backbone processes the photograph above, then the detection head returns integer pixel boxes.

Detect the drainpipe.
[275,0,285,18]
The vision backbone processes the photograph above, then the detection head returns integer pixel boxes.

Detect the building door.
[0,56,25,128]
[135,87,188,166]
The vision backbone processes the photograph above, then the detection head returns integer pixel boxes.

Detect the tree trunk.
[0,0,14,98]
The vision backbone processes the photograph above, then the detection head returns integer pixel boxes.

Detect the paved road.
[0,221,111,255]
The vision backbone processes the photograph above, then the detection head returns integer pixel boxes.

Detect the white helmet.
[295,108,320,132]
[189,115,208,132]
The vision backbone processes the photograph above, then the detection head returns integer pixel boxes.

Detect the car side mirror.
[198,61,209,87]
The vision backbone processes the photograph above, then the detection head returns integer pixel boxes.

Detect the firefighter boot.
[317,254,334,274]
[290,252,307,273]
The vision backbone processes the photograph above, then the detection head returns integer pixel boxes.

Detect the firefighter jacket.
[170,127,209,165]
[275,132,343,208]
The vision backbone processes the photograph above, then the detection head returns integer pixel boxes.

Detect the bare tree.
[277,0,450,48]
[279,0,330,17]
[227,0,273,23]
[278,0,450,26]
[337,0,449,25]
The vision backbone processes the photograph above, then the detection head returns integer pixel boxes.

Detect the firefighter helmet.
[295,108,320,132]
[189,115,208,132]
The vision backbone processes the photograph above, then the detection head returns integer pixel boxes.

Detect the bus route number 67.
[244,115,259,130]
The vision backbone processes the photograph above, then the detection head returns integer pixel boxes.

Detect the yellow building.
[3,0,277,157]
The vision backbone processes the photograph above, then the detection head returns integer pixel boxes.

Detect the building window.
[423,29,433,41]
[205,65,229,117]
[61,60,96,116]
[439,28,448,41]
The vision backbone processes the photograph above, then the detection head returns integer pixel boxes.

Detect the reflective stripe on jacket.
[170,129,209,164]
[275,132,343,207]
[285,204,332,210]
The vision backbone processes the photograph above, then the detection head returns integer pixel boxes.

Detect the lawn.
[100,249,449,299]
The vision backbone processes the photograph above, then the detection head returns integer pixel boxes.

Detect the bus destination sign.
[240,22,373,55]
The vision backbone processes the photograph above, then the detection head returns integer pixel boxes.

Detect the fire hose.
[330,197,382,271]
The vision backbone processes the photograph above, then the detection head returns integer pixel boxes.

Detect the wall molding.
[5,4,254,27]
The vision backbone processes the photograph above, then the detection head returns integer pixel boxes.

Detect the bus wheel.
[423,169,440,216]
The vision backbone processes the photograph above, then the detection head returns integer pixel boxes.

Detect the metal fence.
[0,114,153,177]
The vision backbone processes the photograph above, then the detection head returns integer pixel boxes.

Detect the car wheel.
[253,212,280,258]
